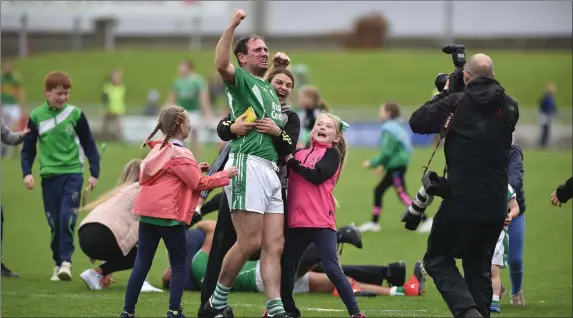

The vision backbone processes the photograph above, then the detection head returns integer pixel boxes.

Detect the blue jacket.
[508,143,526,214]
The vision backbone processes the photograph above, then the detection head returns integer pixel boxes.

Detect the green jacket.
[21,102,100,178]
[368,120,412,170]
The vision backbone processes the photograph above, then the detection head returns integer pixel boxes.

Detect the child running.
[120,105,238,318]
[490,184,520,313]
[281,113,366,318]
[359,102,424,233]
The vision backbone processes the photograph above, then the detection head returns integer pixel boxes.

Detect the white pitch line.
[306,307,427,313]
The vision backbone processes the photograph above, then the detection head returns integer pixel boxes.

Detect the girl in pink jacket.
[121,105,238,318]
[282,113,365,318]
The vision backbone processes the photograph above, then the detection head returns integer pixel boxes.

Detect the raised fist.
[272,52,291,68]
[230,8,246,28]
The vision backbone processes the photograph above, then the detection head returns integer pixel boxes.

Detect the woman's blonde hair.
[81,159,142,212]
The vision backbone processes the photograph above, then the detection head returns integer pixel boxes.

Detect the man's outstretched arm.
[215,9,246,83]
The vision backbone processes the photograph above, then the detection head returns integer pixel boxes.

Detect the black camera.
[434,44,467,93]
[401,171,450,231]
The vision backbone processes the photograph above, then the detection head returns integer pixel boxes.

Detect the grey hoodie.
[1,117,25,145]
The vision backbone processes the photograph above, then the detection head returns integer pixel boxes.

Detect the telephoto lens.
[401,186,434,231]
[434,73,449,92]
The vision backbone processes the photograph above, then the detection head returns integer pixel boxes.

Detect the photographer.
[409,53,519,318]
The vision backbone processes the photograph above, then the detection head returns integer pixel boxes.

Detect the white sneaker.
[358,221,381,232]
[80,269,102,290]
[417,217,433,233]
[141,280,164,293]
[57,261,72,281]
[51,266,60,281]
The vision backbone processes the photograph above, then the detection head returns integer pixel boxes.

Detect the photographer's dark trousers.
[423,210,504,318]
[372,167,417,223]
[41,174,83,265]
[78,223,138,275]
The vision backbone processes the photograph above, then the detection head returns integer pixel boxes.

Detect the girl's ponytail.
[141,123,160,149]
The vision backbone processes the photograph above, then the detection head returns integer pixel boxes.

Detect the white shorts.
[492,227,509,268]
[187,111,202,130]
[224,153,283,214]
[255,261,310,294]
[1,104,21,125]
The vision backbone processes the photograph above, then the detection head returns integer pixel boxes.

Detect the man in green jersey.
[21,71,100,282]
[163,221,426,298]
[205,8,289,318]
[1,62,26,128]
[490,184,520,313]
[165,60,213,156]
[1,61,27,157]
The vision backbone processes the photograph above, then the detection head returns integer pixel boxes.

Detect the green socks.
[266,298,286,316]
[390,286,405,296]
[210,283,231,309]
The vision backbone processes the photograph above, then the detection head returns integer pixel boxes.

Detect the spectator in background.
[102,69,126,141]
[1,61,27,158]
[538,81,557,148]
[144,89,160,117]
[291,64,309,89]
[164,60,213,158]
[208,74,226,114]
[297,86,330,149]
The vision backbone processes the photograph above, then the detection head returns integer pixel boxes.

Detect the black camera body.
[401,171,450,231]
[435,44,467,93]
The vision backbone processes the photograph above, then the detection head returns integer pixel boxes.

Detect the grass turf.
[1,143,572,317]
[11,49,572,110]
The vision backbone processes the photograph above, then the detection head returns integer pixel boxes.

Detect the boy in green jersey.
[490,184,520,313]
[204,8,290,318]
[21,71,100,282]
[165,60,213,156]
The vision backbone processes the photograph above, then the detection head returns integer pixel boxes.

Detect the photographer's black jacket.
[556,176,573,204]
[409,78,519,221]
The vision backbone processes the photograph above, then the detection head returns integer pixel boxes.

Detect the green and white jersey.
[507,184,516,202]
[172,74,207,112]
[225,67,283,162]
[1,71,22,105]
[191,250,258,292]
[29,102,85,176]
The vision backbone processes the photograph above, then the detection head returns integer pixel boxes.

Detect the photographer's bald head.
[464,53,494,84]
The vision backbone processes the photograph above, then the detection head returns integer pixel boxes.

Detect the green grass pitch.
[11,49,572,110]
[1,144,571,317]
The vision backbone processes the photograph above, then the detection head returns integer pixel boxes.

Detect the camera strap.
[422,94,464,176]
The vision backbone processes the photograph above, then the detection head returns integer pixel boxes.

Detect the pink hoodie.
[132,140,230,225]
[287,139,341,231]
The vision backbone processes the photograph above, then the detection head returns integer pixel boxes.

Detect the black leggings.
[373,166,412,208]
[282,228,360,316]
[78,223,137,276]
